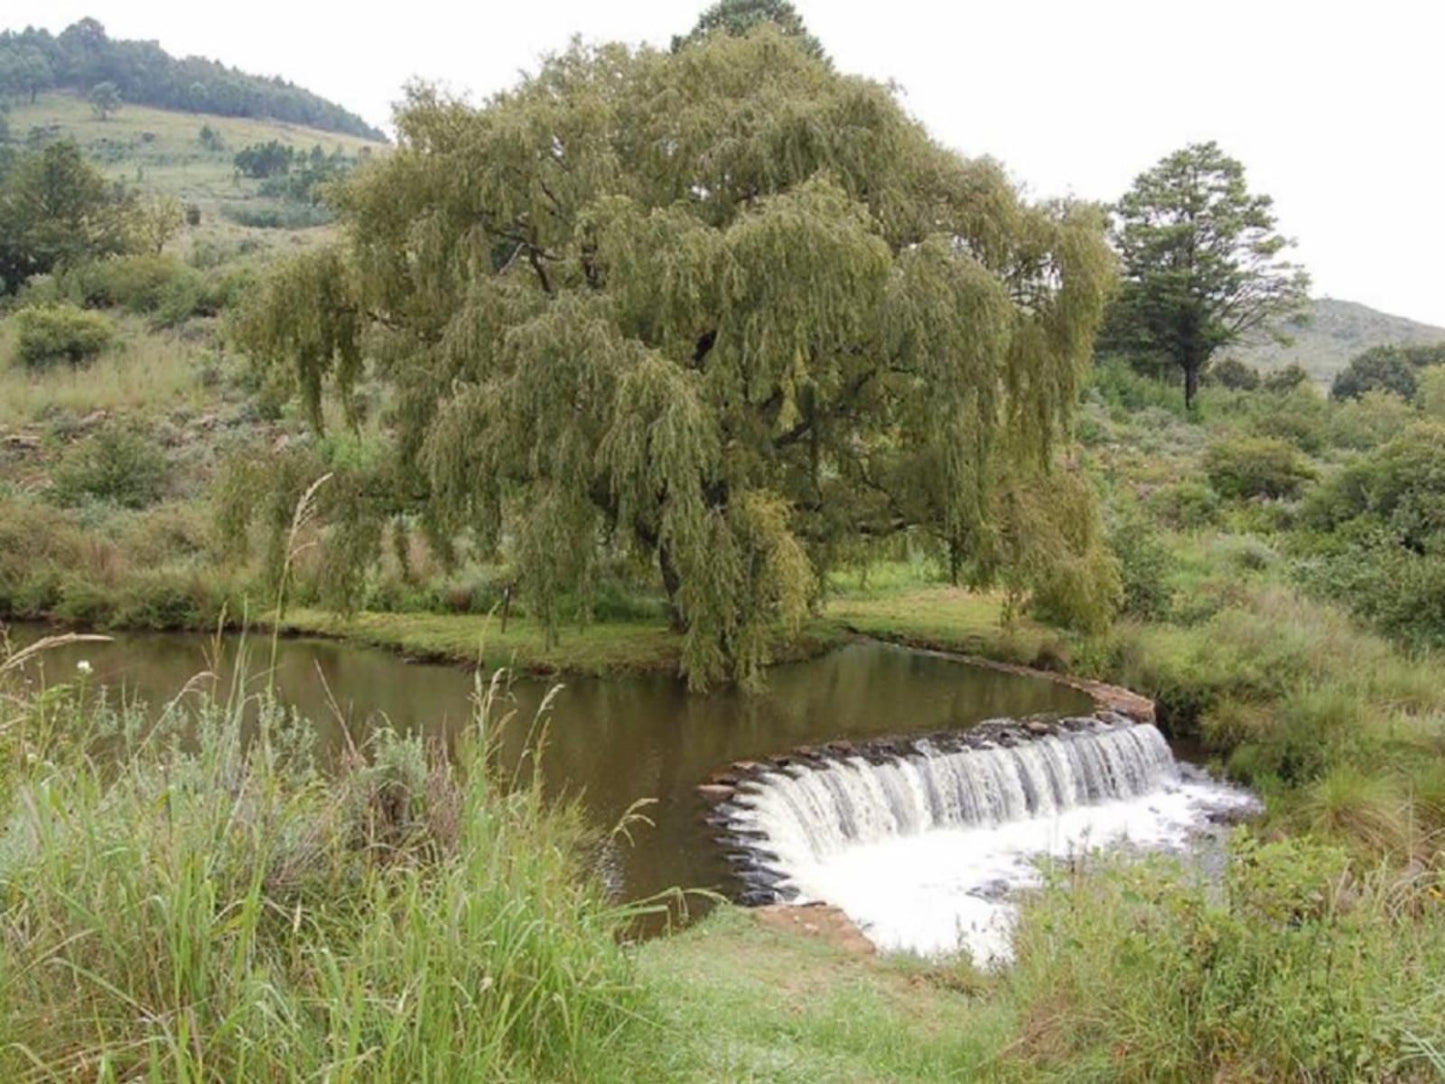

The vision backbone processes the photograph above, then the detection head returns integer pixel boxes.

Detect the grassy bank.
[0,649,649,1081]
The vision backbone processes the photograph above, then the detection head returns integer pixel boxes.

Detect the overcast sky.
[11,1,1444,325]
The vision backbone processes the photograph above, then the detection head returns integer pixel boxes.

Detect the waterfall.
[731,721,1179,862]
[713,718,1255,962]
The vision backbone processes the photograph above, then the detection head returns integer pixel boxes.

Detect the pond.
[7,627,1096,913]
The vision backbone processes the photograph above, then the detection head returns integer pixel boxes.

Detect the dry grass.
[0,317,211,427]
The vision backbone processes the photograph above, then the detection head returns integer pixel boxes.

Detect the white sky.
[11,1,1445,325]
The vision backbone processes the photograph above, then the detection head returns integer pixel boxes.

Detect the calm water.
[8,627,1093,909]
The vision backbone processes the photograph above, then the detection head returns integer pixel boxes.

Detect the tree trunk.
[658,543,686,632]
[1183,359,1201,412]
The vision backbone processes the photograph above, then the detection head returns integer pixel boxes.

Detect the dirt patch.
[753,902,876,956]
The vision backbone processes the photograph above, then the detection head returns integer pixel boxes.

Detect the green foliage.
[0,19,382,138]
[49,424,168,509]
[1146,480,1221,530]
[1329,388,1415,450]
[1203,435,1315,500]
[1209,356,1260,390]
[197,123,225,151]
[1261,362,1309,392]
[221,200,334,229]
[12,302,114,368]
[233,137,296,178]
[239,32,1117,687]
[1104,141,1309,409]
[0,139,138,293]
[1331,344,1423,401]
[674,0,827,60]
[1109,509,1175,619]
[86,78,120,119]
[1006,839,1445,1080]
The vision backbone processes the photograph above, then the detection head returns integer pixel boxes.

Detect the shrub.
[1261,363,1309,392]
[1330,389,1415,450]
[1109,511,1175,620]
[1146,480,1220,530]
[1208,357,1261,390]
[12,304,115,369]
[49,426,169,509]
[60,254,205,320]
[1203,436,1315,500]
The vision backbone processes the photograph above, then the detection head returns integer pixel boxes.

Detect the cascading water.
[715,717,1255,964]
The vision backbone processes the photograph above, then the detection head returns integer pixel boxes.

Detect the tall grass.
[999,839,1445,1081]
[0,640,650,1081]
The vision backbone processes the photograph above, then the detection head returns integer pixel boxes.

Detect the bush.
[12,304,115,369]
[1203,436,1315,500]
[1330,389,1415,450]
[57,254,205,321]
[1208,357,1260,390]
[49,426,169,509]
[1110,511,1175,620]
[221,201,334,229]
[1261,363,1309,393]
[1146,480,1221,530]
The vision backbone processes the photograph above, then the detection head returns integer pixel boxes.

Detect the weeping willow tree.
[235,28,1118,688]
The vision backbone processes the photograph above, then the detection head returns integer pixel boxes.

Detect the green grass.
[827,586,1053,666]
[616,907,1013,1082]
[275,608,849,678]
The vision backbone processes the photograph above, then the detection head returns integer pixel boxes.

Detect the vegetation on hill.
[0,17,383,139]
[1229,296,1445,383]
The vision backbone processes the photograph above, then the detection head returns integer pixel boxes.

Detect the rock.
[1024,720,1052,736]
[2,433,40,451]
[75,409,108,432]
[696,783,735,802]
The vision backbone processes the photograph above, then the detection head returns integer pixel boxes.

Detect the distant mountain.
[1226,299,1445,383]
[0,18,384,141]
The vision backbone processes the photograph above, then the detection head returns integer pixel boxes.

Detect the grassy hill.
[1226,297,1445,384]
[7,91,386,255]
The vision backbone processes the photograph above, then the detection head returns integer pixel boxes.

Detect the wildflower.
[76,660,93,675]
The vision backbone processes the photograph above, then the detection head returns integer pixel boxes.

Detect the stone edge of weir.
[695,657,1159,930]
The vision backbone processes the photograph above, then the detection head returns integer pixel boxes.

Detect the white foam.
[729,724,1256,966]
[776,776,1254,965]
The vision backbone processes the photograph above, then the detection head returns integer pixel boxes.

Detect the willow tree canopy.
[237,29,1118,687]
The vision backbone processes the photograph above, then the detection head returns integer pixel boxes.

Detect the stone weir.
[699,710,1174,906]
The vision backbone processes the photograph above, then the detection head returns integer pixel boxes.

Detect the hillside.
[1226,297,1445,383]
[0,18,383,140]
[7,90,386,254]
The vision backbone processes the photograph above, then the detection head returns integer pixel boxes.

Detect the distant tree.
[1104,142,1309,411]
[1209,357,1261,391]
[1329,344,1445,401]
[674,0,826,60]
[87,80,121,120]
[234,139,296,178]
[0,140,137,293]
[184,202,202,227]
[133,193,186,254]
[0,45,54,103]
[198,124,226,152]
